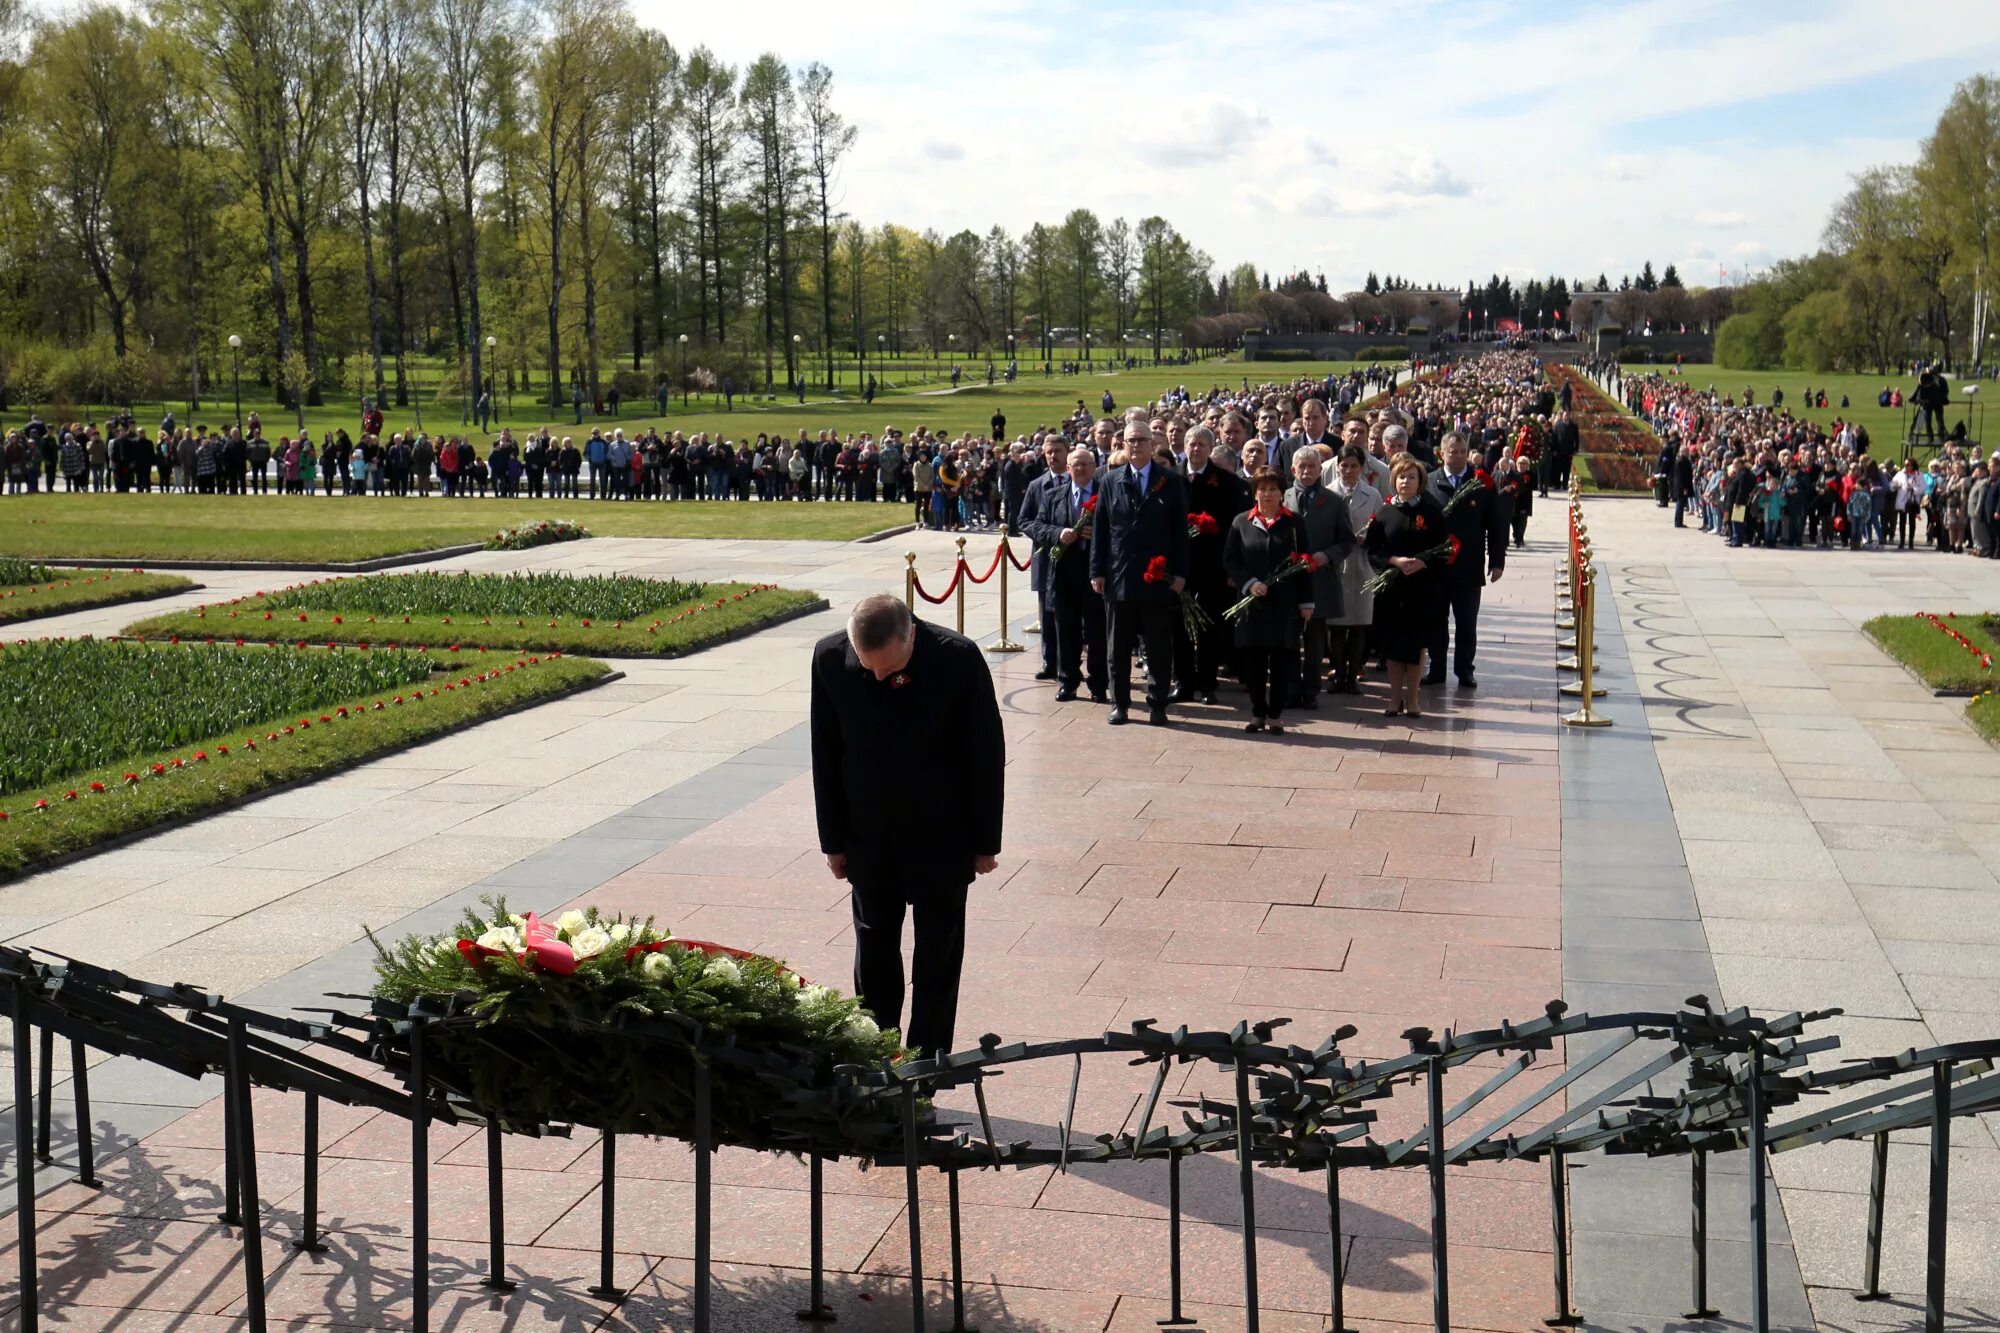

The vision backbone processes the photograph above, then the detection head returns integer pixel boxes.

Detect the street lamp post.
[485,335,497,428]
[227,334,243,433]
[677,333,689,406]
[948,332,957,369]
[792,333,804,403]
[876,334,884,391]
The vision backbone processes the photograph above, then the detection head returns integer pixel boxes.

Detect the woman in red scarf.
[1222,469,1313,733]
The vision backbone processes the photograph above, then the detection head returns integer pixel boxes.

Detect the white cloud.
[611,0,2000,291]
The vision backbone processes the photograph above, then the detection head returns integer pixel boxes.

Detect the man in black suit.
[812,595,1004,1057]
[1027,445,1107,701]
[1091,417,1189,725]
[1180,423,1248,703]
[1019,434,1070,680]
[1546,411,1579,496]
[1425,431,1509,689]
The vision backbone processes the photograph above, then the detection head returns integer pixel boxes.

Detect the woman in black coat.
[1223,469,1314,733]
[1363,456,1447,718]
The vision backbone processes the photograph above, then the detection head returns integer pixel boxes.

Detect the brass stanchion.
[904,552,918,612]
[1560,567,1610,724]
[954,536,968,635]
[989,528,1025,654]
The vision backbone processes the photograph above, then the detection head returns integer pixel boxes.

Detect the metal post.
[954,536,968,635]
[989,531,1024,653]
[1234,1062,1260,1333]
[1927,1060,1952,1333]
[796,1152,833,1322]
[902,1083,926,1333]
[1159,1150,1194,1327]
[1687,1147,1719,1318]
[1327,1154,1354,1333]
[688,1066,711,1322]
[12,986,40,1333]
[69,1038,96,1188]
[1561,569,1611,725]
[227,1017,267,1333]
[1748,1045,1769,1333]
[1545,1147,1577,1325]
[295,1093,326,1253]
[943,1169,975,1332]
[221,1050,242,1226]
[1428,1055,1450,1333]
[410,1024,430,1333]
[589,1131,627,1303]
[905,552,918,613]
[1857,1131,1888,1301]
[481,1121,513,1289]
[34,1026,51,1163]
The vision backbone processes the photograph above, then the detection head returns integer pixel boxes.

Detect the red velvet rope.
[911,561,964,605]
[1004,540,1032,572]
[961,545,1006,586]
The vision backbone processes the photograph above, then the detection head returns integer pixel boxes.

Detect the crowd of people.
[1014,351,1552,728]
[1631,370,2000,555]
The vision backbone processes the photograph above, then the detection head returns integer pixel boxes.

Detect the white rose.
[844,1012,880,1042]
[800,984,833,1006]
[507,913,527,927]
[476,926,522,954]
[434,939,460,958]
[608,922,633,944]
[704,956,742,985]
[555,910,588,937]
[570,927,612,960]
[640,951,673,980]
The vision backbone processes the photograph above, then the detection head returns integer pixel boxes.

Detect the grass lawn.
[126,571,823,657]
[0,639,610,875]
[0,494,902,563]
[0,563,196,625]
[1637,363,1988,460]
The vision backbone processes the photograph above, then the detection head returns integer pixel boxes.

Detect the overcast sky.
[637,0,2000,293]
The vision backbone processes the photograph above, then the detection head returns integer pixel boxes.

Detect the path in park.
[0,518,1574,1332]
[1579,494,2000,1332]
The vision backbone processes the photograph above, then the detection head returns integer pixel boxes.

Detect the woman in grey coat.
[1326,443,1384,693]
[1283,445,1358,707]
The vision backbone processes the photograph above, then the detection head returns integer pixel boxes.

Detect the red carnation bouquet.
[1222,554,1313,622]
[1440,471,1491,518]
[1188,511,1220,539]
[1362,535,1460,596]
[1143,555,1212,638]
[1049,493,1098,562]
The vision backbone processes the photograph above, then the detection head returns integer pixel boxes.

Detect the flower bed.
[0,640,610,873]
[486,518,589,551]
[1863,611,2000,694]
[1547,365,1658,459]
[370,901,903,1142]
[1581,454,1653,492]
[0,562,197,627]
[125,571,826,658]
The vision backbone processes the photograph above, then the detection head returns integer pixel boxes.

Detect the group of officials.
[1018,404,1512,728]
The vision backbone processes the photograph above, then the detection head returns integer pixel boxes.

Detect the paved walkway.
[1583,495,2000,1331]
[0,520,1575,1331]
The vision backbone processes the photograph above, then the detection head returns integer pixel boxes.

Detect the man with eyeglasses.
[1092,418,1189,725]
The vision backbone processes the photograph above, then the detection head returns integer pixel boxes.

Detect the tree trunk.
[359,171,387,409]
[256,167,295,408]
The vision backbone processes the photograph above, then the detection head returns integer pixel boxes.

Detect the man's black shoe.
[1088,690,1109,704]
[1169,687,1194,703]
[1054,687,1078,702]
[1420,672,1445,686]
[1033,669,1057,682]
[1147,707,1171,727]
[1296,695,1319,710]
[1108,707,1130,725]
[1458,674,1478,690]
[1200,692,1218,706]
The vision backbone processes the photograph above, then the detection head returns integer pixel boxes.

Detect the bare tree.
[798,61,853,389]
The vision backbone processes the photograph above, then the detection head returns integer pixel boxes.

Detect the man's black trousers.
[1428,579,1483,679]
[850,878,967,1057]
[1108,598,1176,709]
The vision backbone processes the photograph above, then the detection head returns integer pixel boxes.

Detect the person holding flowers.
[1223,469,1314,733]
[1284,444,1360,709]
[1326,443,1384,695]
[1028,445,1107,700]
[1181,423,1250,704]
[1092,416,1190,726]
[1365,455,1448,718]
[1424,431,1508,689]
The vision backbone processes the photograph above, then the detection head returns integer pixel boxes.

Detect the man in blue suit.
[1027,445,1106,701]
[1091,418,1189,725]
